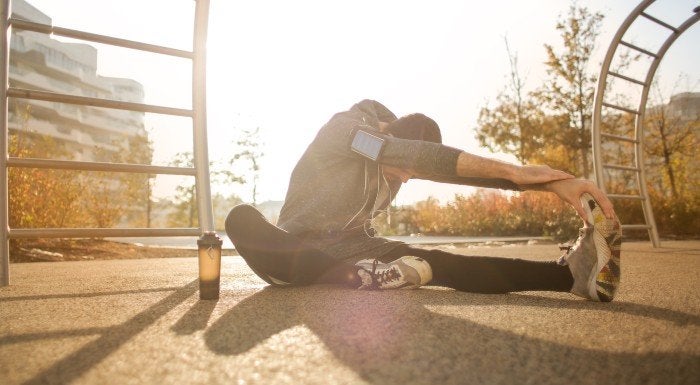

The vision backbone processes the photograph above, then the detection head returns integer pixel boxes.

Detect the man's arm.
[455,152,574,186]
[412,151,555,190]
[453,152,616,220]
[413,174,521,191]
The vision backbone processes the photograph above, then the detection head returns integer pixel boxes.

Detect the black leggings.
[225,205,573,293]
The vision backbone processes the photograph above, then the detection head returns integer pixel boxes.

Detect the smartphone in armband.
[351,130,385,161]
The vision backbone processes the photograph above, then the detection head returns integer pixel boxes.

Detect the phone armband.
[350,130,385,161]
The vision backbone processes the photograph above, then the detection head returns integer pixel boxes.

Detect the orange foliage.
[410,190,581,241]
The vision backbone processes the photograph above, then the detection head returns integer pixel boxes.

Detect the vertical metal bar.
[192,0,214,233]
[591,0,655,191]
[633,12,699,248]
[1,0,12,286]
[633,90,660,246]
[634,113,661,247]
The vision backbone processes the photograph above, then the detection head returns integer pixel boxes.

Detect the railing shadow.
[17,280,198,385]
[0,287,188,303]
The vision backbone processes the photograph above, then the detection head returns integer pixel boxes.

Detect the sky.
[20,0,700,205]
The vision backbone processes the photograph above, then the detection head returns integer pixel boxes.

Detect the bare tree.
[229,127,264,205]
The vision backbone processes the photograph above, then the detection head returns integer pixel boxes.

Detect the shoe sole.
[580,193,622,302]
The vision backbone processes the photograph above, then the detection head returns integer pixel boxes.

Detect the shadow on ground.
[1,282,198,385]
[202,286,700,385]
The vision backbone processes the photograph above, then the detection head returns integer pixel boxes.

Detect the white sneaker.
[355,256,433,290]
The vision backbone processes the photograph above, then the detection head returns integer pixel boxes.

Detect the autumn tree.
[644,79,698,199]
[8,102,154,235]
[534,4,604,177]
[476,3,606,177]
[8,107,86,229]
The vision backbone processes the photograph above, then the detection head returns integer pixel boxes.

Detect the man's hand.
[509,164,575,186]
[530,178,617,221]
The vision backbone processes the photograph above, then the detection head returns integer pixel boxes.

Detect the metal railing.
[1,0,215,285]
[591,0,700,247]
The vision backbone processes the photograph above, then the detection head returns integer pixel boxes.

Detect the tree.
[8,101,155,241]
[644,79,698,199]
[534,4,604,177]
[228,127,264,205]
[167,152,198,227]
[8,104,86,230]
[475,4,605,176]
[122,131,155,227]
[476,37,543,164]
[212,193,243,230]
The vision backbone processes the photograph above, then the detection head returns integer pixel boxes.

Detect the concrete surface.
[0,240,698,385]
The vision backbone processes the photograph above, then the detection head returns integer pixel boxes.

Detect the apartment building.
[7,0,147,162]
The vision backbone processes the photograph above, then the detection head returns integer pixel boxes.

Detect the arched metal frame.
[591,0,700,247]
[0,0,215,285]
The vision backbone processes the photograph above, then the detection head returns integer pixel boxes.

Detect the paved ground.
[1,240,698,385]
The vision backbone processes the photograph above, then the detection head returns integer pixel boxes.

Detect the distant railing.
[1,0,215,285]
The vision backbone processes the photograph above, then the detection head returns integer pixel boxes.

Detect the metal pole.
[192,0,214,233]
[9,17,194,59]
[633,11,700,247]
[7,87,193,116]
[591,0,654,189]
[1,0,12,286]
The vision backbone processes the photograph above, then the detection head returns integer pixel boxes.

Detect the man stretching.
[226,100,621,301]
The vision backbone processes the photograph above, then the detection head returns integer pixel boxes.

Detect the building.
[667,92,700,122]
[7,0,147,162]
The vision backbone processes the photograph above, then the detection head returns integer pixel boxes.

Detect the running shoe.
[559,193,622,302]
[355,256,433,290]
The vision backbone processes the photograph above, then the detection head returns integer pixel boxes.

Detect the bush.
[408,190,580,241]
[403,186,699,242]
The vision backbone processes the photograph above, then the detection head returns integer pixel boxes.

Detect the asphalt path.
[1,241,698,385]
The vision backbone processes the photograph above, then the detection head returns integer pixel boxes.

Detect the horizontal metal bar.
[9,18,194,59]
[608,71,647,86]
[8,227,202,239]
[640,12,678,33]
[621,224,652,231]
[601,133,639,143]
[607,194,645,200]
[8,157,196,176]
[603,163,641,172]
[619,40,658,58]
[7,87,193,117]
[602,102,639,115]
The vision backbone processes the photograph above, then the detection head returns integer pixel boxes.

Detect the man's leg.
[225,204,342,286]
[381,245,573,294]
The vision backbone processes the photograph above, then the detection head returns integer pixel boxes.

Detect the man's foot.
[559,193,622,302]
[355,256,433,290]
